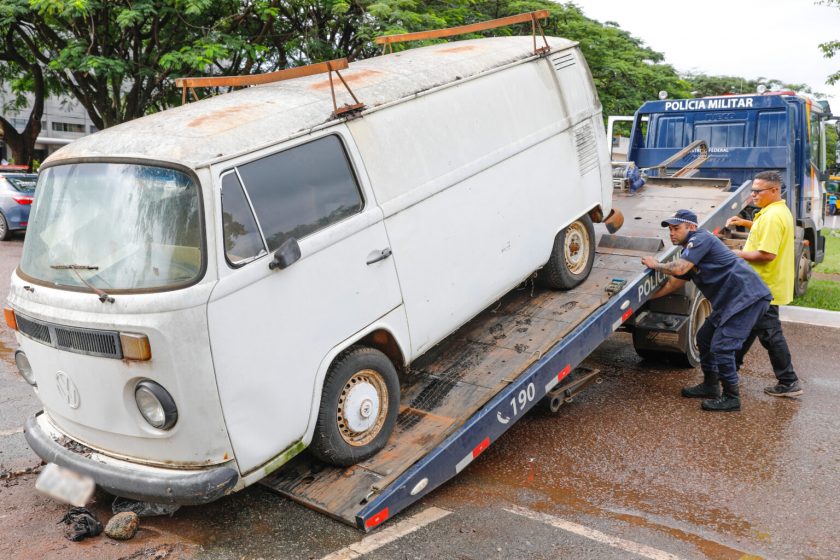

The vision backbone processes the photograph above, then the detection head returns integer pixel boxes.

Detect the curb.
[780,306,840,329]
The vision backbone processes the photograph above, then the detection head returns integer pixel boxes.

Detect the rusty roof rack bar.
[174,58,365,117]
[375,10,551,55]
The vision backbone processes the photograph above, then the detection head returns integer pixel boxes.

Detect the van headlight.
[135,380,177,430]
[14,350,36,386]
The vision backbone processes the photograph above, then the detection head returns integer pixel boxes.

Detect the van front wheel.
[537,215,596,289]
[309,346,400,466]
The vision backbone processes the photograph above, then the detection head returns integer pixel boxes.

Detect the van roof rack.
[174,10,550,117]
[174,58,365,118]
[375,10,551,55]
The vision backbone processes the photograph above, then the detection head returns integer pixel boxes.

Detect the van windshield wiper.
[49,263,115,304]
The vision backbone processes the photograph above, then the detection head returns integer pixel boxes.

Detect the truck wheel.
[309,346,399,467]
[632,289,710,368]
[676,290,711,368]
[537,215,595,289]
[794,245,811,297]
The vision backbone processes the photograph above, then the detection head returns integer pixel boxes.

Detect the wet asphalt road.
[1,236,838,559]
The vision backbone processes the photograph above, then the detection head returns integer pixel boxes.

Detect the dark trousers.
[697,298,770,385]
[735,305,798,385]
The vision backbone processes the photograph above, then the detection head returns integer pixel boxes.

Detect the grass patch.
[815,228,840,274]
[791,279,840,311]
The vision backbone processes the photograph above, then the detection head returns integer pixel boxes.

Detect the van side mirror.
[269,238,301,270]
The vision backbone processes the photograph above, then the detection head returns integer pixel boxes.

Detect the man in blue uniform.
[641,210,772,412]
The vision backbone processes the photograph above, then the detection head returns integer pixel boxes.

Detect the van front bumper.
[24,412,239,505]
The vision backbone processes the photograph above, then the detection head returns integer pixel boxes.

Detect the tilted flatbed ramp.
[261,182,751,530]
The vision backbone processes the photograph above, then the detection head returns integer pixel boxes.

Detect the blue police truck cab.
[623,92,832,363]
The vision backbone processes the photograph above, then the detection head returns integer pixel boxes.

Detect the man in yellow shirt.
[726,170,802,397]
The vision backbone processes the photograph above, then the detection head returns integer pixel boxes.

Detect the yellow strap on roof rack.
[174,58,364,118]
[375,10,551,55]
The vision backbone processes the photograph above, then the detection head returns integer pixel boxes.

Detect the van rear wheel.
[537,215,595,289]
[309,346,399,466]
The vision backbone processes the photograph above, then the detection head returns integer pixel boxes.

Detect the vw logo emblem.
[55,371,80,409]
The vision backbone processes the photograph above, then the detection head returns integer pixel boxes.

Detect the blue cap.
[661,209,698,227]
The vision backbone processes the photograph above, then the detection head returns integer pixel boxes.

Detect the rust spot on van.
[187,103,267,133]
[309,69,383,90]
[436,45,479,54]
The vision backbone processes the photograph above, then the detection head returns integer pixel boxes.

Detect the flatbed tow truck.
[261,180,751,531]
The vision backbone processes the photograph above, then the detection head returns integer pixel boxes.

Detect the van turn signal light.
[4,308,17,331]
[120,333,152,361]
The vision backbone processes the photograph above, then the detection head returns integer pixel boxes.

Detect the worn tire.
[794,244,811,297]
[632,288,710,368]
[0,213,9,241]
[674,290,711,368]
[537,215,596,290]
[309,346,400,466]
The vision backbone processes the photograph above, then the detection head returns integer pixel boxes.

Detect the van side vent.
[16,314,52,345]
[550,52,576,71]
[574,122,599,175]
[15,312,123,360]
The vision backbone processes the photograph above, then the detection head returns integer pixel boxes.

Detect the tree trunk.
[0,118,41,171]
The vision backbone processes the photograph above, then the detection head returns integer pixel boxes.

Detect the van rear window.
[235,135,363,252]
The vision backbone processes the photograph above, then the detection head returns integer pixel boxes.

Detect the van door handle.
[366,248,392,265]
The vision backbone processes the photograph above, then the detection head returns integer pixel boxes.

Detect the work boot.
[701,381,740,412]
[681,370,720,399]
[764,381,803,398]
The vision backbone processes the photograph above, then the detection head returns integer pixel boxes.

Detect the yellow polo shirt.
[743,200,794,305]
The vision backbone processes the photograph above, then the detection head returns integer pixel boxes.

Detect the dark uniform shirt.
[676,229,771,324]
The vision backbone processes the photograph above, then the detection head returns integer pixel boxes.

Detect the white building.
[0,87,96,165]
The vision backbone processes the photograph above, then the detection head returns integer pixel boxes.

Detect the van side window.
[221,172,267,265]
[236,135,363,251]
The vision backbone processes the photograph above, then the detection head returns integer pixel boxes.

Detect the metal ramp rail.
[652,139,710,179]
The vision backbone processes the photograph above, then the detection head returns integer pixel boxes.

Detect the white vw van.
[9,35,618,505]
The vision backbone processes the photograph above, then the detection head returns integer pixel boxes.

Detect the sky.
[570,0,840,107]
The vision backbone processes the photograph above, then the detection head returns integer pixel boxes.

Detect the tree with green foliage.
[4,0,281,131]
[826,124,837,172]
[819,0,840,84]
[682,72,822,98]
[356,1,692,116]
[0,3,52,169]
[0,0,704,133]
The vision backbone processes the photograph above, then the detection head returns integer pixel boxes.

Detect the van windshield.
[20,163,203,291]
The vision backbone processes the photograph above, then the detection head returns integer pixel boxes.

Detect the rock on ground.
[105,511,139,540]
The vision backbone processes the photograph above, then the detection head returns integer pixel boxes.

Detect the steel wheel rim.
[690,296,712,358]
[564,221,590,275]
[337,369,388,447]
[798,253,810,286]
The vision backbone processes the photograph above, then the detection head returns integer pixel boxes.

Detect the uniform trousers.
[696,298,771,385]
[734,305,798,385]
